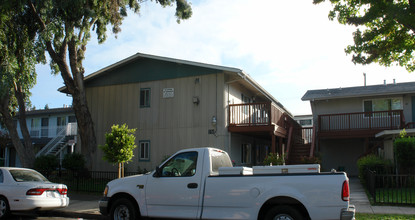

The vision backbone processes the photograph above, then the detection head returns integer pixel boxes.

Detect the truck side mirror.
[154,166,162,177]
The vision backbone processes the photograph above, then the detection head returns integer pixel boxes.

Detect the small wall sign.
[163,88,174,98]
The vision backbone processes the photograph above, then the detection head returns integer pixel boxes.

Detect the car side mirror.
[154,166,162,178]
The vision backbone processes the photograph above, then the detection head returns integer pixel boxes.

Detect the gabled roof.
[83,52,243,82]
[58,52,292,116]
[302,81,415,101]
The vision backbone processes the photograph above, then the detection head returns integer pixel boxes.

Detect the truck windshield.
[211,150,232,174]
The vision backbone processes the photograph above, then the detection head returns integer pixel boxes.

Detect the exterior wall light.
[211,116,217,126]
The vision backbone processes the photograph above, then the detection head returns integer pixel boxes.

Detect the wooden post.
[271,134,276,153]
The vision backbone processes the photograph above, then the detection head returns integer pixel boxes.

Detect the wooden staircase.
[287,143,311,164]
[286,125,315,165]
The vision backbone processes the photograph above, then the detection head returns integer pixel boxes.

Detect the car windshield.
[9,169,49,182]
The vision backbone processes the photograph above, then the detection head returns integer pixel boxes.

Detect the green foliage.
[400,128,407,138]
[263,152,285,166]
[314,0,415,72]
[357,154,391,181]
[301,155,321,164]
[34,155,59,173]
[394,135,415,172]
[99,124,137,165]
[356,213,415,220]
[62,153,86,171]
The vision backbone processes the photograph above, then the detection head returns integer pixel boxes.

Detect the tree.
[22,0,192,170]
[314,0,415,72]
[99,124,137,178]
[0,3,45,168]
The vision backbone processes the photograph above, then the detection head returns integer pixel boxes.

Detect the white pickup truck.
[99,147,355,220]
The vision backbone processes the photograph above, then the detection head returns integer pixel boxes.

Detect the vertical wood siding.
[87,73,228,171]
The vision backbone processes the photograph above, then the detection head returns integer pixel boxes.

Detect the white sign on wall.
[163,88,174,98]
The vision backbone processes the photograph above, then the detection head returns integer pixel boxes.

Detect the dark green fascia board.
[84,57,223,88]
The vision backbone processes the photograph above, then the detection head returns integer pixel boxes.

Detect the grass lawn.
[357,213,415,220]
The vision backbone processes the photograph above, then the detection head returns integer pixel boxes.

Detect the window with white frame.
[30,118,41,137]
[139,141,150,161]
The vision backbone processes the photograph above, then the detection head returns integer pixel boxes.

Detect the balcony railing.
[318,110,404,137]
[25,123,78,139]
[228,102,286,128]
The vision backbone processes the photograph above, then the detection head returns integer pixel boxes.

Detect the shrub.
[394,135,415,174]
[34,155,59,176]
[263,152,284,165]
[357,154,391,182]
[301,155,321,164]
[62,153,86,171]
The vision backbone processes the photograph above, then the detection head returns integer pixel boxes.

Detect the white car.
[0,167,69,219]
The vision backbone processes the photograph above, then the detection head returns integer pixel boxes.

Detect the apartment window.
[299,119,312,126]
[41,118,49,138]
[139,141,150,161]
[364,98,402,112]
[68,116,76,123]
[30,118,41,137]
[241,144,251,164]
[140,88,151,108]
[56,116,67,134]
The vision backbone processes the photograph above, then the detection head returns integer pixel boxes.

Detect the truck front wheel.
[264,205,303,220]
[110,198,138,220]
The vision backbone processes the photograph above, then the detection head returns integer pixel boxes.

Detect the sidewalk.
[349,178,415,215]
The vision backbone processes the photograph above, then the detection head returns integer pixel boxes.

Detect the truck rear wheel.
[110,198,138,220]
[264,205,303,220]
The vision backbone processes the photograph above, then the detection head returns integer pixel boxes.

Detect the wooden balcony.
[228,102,288,137]
[318,110,405,138]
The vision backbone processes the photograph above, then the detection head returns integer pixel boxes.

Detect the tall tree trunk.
[72,87,97,170]
[0,92,35,168]
[14,82,36,164]
[29,2,98,171]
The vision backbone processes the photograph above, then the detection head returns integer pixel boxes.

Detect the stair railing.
[36,123,78,157]
[36,127,67,157]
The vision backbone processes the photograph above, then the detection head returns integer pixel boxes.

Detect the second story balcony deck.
[318,110,405,138]
[228,102,289,137]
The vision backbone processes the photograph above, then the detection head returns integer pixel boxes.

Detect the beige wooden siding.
[87,73,229,171]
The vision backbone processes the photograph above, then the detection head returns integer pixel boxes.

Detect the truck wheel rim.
[273,214,294,220]
[114,205,130,220]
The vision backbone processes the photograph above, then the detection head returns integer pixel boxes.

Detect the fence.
[42,170,141,193]
[366,170,415,206]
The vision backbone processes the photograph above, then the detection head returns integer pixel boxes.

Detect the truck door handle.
[187,183,198,189]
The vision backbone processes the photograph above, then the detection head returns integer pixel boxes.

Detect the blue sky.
[30,0,415,115]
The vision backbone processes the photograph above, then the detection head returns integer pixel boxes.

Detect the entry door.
[146,151,202,219]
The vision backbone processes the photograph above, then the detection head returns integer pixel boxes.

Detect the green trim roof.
[58,52,292,116]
